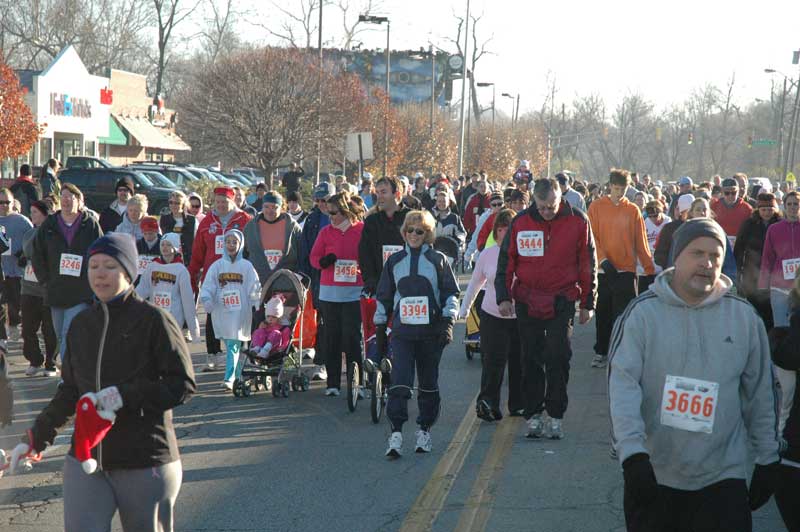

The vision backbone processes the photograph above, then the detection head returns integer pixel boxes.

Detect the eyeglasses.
[0,201,11,205]
[490,202,504,208]
[405,227,425,235]
[786,202,800,207]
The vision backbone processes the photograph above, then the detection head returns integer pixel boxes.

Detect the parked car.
[139,170,178,190]
[748,177,774,194]
[223,173,253,187]
[59,168,173,216]
[65,156,115,169]
[126,163,198,189]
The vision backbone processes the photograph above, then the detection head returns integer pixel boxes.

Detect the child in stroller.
[251,295,292,361]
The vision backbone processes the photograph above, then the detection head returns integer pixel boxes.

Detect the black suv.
[59,168,173,216]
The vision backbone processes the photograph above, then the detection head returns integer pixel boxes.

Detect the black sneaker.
[491,409,504,421]
[476,400,494,422]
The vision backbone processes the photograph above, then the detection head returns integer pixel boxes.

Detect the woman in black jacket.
[159,190,196,267]
[734,192,781,329]
[9,233,196,532]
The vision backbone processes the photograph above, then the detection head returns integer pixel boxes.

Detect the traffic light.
[688,132,694,145]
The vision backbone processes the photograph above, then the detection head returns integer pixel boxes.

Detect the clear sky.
[248,0,800,115]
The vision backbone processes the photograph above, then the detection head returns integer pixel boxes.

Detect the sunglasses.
[189,204,201,209]
[405,227,425,235]
[490,202,504,207]
[723,191,737,196]
[168,200,182,205]
[0,201,10,205]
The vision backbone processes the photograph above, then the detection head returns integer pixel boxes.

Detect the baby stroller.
[361,297,393,423]
[433,236,460,270]
[233,269,315,398]
[464,290,483,360]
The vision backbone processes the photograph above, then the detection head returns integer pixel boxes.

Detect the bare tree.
[335,0,384,50]
[152,0,198,99]
[258,0,321,50]
[448,11,493,123]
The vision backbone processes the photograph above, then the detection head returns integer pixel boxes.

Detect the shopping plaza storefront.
[1,45,110,179]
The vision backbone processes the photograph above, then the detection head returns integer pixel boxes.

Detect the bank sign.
[50,93,92,118]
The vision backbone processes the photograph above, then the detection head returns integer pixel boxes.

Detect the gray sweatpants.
[63,454,182,532]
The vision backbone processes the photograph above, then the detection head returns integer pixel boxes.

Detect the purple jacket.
[759,220,800,290]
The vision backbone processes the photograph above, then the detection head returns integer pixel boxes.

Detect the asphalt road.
[0,308,787,532]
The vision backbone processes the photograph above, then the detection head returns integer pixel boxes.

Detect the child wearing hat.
[200,229,261,389]
[137,233,201,342]
[250,295,292,360]
[135,216,162,280]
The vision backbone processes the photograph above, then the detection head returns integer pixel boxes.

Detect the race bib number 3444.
[660,375,719,434]
[517,231,544,257]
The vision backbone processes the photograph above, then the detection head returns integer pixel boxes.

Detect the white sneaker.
[591,354,608,368]
[222,381,233,391]
[325,387,340,397]
[312,366,327,381]
[43,365,59,377]
[386,431,403,458]
[547,418,564,440]
[415,429,432,453]
[526,414,545,439]
[25,365,40,377]
[6,326,20,342]
[203,353,216,372]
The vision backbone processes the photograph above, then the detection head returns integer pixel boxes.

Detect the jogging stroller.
[360,297,394,423]
[464,290,483,360]
[232,269,315,398]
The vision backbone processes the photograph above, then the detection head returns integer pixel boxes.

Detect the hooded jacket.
[159,212,197,267]
[758,219,800,291]
[358,205,410,294]
[242,212,302,283]
[189,208,252,289]
[99,200,128,234]
[115,214,144,241]
[734,213,781,297]
[199,229,261,341]
[137,254,200,342]
[609,270,780,491]
[9,176,41,218]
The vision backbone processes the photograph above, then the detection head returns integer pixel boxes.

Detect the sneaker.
[591,354,608,368]
[386,431,403,458]
[25,365,40,377]
[363,358,377,374]
[380,357,393,374]
[509,408,525,417]
[547,418,564,440]
[476,400,494,422]
[415,429,432,453]
[222,381,233,391]
[526,414,545,439]
[312,366,327,381]
[491,409,504,421]
[325,387,340,397]
[43,365,59,377]
[6,326,20,342]
[203,353,217,372]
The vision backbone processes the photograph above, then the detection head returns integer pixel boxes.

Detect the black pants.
[478,311,523,414]
[387,336,441,431]
[637,274,655,295]
[2,277,21,328]
[20,294,57,367]
[318,300,362,390]
[205,314,220,355]
[775,464,800,532]
[624,478,751,532]
[594,272,637,356]
[517,302,574,419]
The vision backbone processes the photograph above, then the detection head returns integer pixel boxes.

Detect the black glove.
[376,324,388,358]
[318,253,337,269]
[0,350,13,427]
[436,318,454,349]
[622,453,659,505]
[16,254,27,268]
[749,462,780,510]
[600,259,618,276]
[363,281,377,298]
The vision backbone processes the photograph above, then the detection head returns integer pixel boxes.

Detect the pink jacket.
[252,324,291,356]
[759,219,800,290]
[310,221,364,298]
[458,245,515,319]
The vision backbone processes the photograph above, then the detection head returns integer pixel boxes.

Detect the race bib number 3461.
[660,375,719,434]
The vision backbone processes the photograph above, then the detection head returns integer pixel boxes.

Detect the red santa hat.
[74,393,116,474]
[214,186,235,199]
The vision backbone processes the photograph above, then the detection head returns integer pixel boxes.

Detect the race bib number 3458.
[660,375,719,434]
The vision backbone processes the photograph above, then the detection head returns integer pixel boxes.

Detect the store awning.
[98,116,128,146]
[113,114,191,152]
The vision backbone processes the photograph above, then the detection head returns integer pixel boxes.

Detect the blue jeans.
[223,339,242,384]
[51,303,90,363]
[771,288,791,327]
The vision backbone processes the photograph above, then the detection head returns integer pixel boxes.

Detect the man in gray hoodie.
[609,218,781,532]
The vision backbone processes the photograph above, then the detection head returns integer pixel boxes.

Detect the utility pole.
[358,14,391,177]
[315,0,323,185]
[456,0,470,177]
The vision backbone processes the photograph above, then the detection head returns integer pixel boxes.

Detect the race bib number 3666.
[517,231,544,257]
[660,375,719,434]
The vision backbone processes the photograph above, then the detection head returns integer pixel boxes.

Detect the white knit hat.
[264,295,284,318]
[161,233,182,254]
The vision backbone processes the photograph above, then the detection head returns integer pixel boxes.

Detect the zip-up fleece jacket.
[137,255,200,342]
[609,270,780,491]
[463,193,491,234]
[358,206,410,293]
[28,289,196,469]
[31,210,103,308]
[711,198,753,237]
[189,209,252,288]
[375,244,459,338]
[243,212,302,283]
[758,219,800,291]
[496,201,597,311]
[310,221,364,302]
[587,196,655,275]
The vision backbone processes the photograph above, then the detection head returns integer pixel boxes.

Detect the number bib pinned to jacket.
[517,231,544,257]
[222,289,241,311]
[660,375,719,434]
[399,296,429,325]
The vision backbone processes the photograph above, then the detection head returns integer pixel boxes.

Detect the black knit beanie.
[87,233,139,282]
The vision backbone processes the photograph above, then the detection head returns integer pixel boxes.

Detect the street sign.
[787,172,796,184]
[345,132,374,161]
[752,139,777,146]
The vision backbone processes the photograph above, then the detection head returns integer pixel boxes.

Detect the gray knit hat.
[670,218,727,262]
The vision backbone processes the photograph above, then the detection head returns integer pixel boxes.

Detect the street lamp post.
[501,92,516,129]
[456,0,471,178]
[316,0,323,185]
[359,14,390,177]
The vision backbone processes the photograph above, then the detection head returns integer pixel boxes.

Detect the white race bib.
[153,290,172,309]
[264,249,283,270]
[333,259,358,283]
[23,263,37,283]
[222,289,241,311]
[517,231,544,257]
[214,235,225,256]
[660,375,719,434]
[782,258,800,280]
[382,245,404,265]
[59,253,83,277]
[137,256,155,276]
[2,238,10,256]
[399,296,430,325]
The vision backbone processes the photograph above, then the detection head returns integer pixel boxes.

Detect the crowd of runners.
[0,160,798,531]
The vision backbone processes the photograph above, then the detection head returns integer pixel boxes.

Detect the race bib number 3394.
[660,375,719,434]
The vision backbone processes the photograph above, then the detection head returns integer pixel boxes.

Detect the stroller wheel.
[347,361,360,413]
[264,375,273,392]
[370,370,384,424]
[291,375,300,392]
[242,382,252,397]
[255,375,264,390]
[272,381,280,397]
[300,374,310,392]
[233,379,243,397]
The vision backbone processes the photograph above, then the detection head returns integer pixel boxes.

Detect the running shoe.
[386,431,403,458]
[43,365,60,377]
[325,387,340,397]
[491,409,504,421]
[6,326,20,342]
[547,418,564,440]
[508,408,525,417]
[415,430,432,453]
[526,413,545,439]
[591,354,608,368]
[222,381,233,391]
[476,399,494,422]
[25,365,40,377]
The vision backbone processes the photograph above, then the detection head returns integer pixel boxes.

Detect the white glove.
[8,442,33,475]
[95,386,123,414]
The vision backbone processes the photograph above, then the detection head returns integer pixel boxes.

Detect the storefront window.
[55,138,82,165]
[85,141,96,156]
[40,138,52,165]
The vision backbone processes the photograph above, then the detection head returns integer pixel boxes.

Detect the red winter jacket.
[463,193,491,233]
[495,201,598,310]
[188,209,252,290]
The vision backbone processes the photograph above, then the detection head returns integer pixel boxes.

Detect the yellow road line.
[453,416,521,532]
[398,393,481,532]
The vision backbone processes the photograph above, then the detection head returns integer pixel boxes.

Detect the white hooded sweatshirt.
[136,255,201,342]
[199,229,261,341]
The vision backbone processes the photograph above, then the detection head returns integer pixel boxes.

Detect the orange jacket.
[587,196,655,275]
